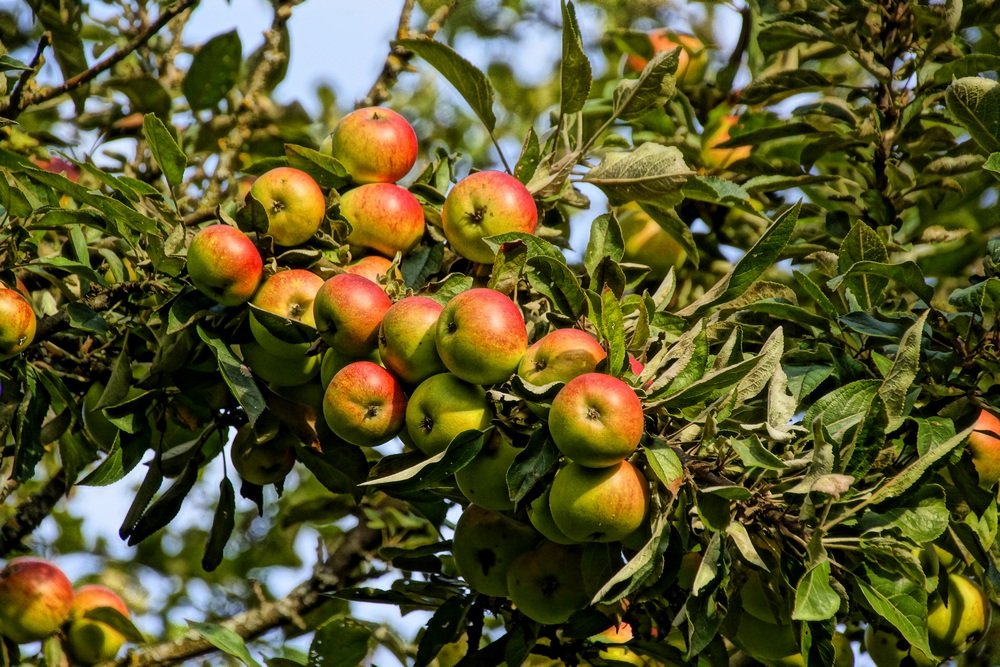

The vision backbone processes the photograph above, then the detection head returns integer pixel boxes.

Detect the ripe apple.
[229,425,297,486]
[345,255,399,284]
[313,273,392,357]
[968,409,1000,486]
[548,373,645,468]
[526,486,577,545]
[454,431,520,511]
[241,340,319,387]
[0,287,36,361]
[549,460,649,543]
[65,584,130,665]
[616,203,686,279]
[702,115,751,170]
[441,171,538,264]
[186,224,263,307]
[250,269,324,357]
[341,183,425,257]
[927,574,990,658]
[0,557,74,644]
[328,106,418,184]
[506,541,590,624]
[517,328,607,386]
[323,361,406,447]
[405,373,492,456]
[452,505,538,597]
[864,626,934,667]
[249,166,326,246]
[321,346,378,388]
[379,296,446,385]
[624,29,709,87]
[436,288,528,386]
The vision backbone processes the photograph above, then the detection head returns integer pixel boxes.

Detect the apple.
[241,340,319,387]
[702,115,751,170]
[65,584,130,665]
[405,373,493,456]
[506,541,590,624]
[341,183,425,257]
[454,431,520,511]
[250,269,324,357]
[441,170,538,264]
[313,273,392,357]
[517,328,607,386]
[186,224,263,307]
[249,166,327,246]
[229,425,297,486]
[0,287,36,361]
[548,373,645,468]
[616,202,686,279]
[436,288,528,386]
[927,574,990,658]
[864,626,934,667]
[321,346,378,388]
[323,361,406,447]
[0,557,74,644]
[452,505,538,597]
[345,255,399,284]
[968,409,1000,486]
[526,486,577,545]
[624,29,709,87]
[549,460,649,543]
[328,107,418,184]
[379,296,446,385]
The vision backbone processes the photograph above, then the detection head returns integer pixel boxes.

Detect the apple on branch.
[441,170,538,264]
[249,166,327,247]
[328,106,418,184]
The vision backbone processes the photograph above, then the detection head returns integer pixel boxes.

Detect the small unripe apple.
[250,269,324,357]
[927,574,990,658]
[454,431,520,511]
[341,183,425,257]
[617,202,686,279]
[0,288,36,361]
[241,340,319,387]
[0,557,74,644]
[506,541,590,624]
[441,171,538,264]
[313,273,392,358]
[329,107,418,184]
[701,115,751,170]
[549,460,649,543]
[452,505,538,597]
[250,167,326,246]
[864,626,934,667]
[548,373,645,468]
[405,373,492,456]
[379,296,446,385]
[186,225,263,307]
[526,486,577,545]
[625,29,709,87]
[436,288,528,386]
[517,328,607,387]
[968,409,1000,486]
[345,255,399,284]
[323,361,406,447]
[65,584,130,665]
[229,425,297,486]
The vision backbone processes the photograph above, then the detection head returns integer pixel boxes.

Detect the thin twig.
[0,470,69,557]
[7,33,52,114]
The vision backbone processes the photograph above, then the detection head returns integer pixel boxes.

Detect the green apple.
[65,584,130,665]
[731,612,799,663]
[436,288,528,386]
[0,287,36,361]
[250,269,324,358]
[968,409,1000,486]
[864,626,934,667]
[249,166,326,246]
[455,431,520,510]
[548,373,645,468]
[341,183,425,257]
[405,373,492,456]
[452,505,538,597]
[229,425,297,486]
[323,361,406,447]
[313,273,392,357]
[241,340,319,387]
[441,170,538,264]
[379,295,446,385]
[927,574,990,658]
[549,461,649,543]
[517,328,607,386]
[328,106,418,184]
[0,557,74,644]
[617,203,686,279]
[526,486,577,545]
[186,224,263,306]
[506,541,590,624]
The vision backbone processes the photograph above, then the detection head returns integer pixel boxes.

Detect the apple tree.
[1,0,1000,665]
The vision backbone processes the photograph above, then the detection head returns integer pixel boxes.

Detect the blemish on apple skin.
[476,548,496,575]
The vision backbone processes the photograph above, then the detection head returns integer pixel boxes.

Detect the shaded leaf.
[399,38,496,131]
[183,30,243,110]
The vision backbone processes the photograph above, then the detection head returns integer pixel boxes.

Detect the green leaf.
[591,496,671,603]
[729,436,788,470]
[741,69,832,105]
[949,277,1000,328]
[827,260,933,303]
[682,175,752,206]
[361,429,488,492]
[802,380,882,444]
[248,304,317,346]
[197,326,265,426]
[415,596,469,667]
[285,144,349,189]
[915,417,956,457]
[858,567,932,658]
[582,143,692,206]
[202,476,236,572]
[838,222,888,309]
[612,49,679,120]
[792,561,840,621]
[309,617,372,667]
[634,202,700,267]
[644,441,684,495]
[190,621,262,667]
[878,312,927,431]
[559,1,591,115]
[514,127,541,184]
[507,430,559,503]
[183,30,243,110]
[584,214,624,280]
[945,76,1000,153]
[932,54,1000,85]
[601,287,626,377]
[527,256,586,318]
[143,114,186,190]
[126,462,199,546]
[295,443,370,495]
[861,485,950,544]
[398,38,496,132]
[83,606,145,643]
[869,424,975,505]
[726,522,769,569]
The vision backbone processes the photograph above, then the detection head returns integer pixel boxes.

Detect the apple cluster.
[0,557,132,664]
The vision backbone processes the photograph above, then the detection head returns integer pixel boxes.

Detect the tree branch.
[0,470,69,557]
[119,522,381,666]
[0,0,199,120]
[7,33,52,115]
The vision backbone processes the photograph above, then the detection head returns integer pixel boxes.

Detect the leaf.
[295,442,369,495]
[143,114,186,191]
[583,214,624,280]
[741,69,832,105]
[126,461,199,546]
[559,1,591,115]
[591,496,671,603]
[635,203,700,267]
[612,49,679,120]
[726,522,768,569]
[198,326,265,427]
[309,617,372,667]
[945,76,1000,153]
[584,143,692,206]
[183,30,243,110]
[514,128,541,184]
[202,476,236,572]
[83,607,145,643]
[360,429,488,492]
[676,202,800,318]
[285,144,349,189]
[398,38,496,132]
[827,261,933,303]
[861,485,950,544]
[838,222,888,309]
[933,54,1000,85]
[878,312,927,431]
[792,561,840,621]
[601,287,627,376]
[858,567,933,658]
[802,380,882,444]
[527,256,586,318]
[190,621,262,667]
[869,425,975,505]
[682,176,752,206]
[729,436,788,471]
[644,442,684,495]
[415,596,469,667]
[507,430,559,503]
